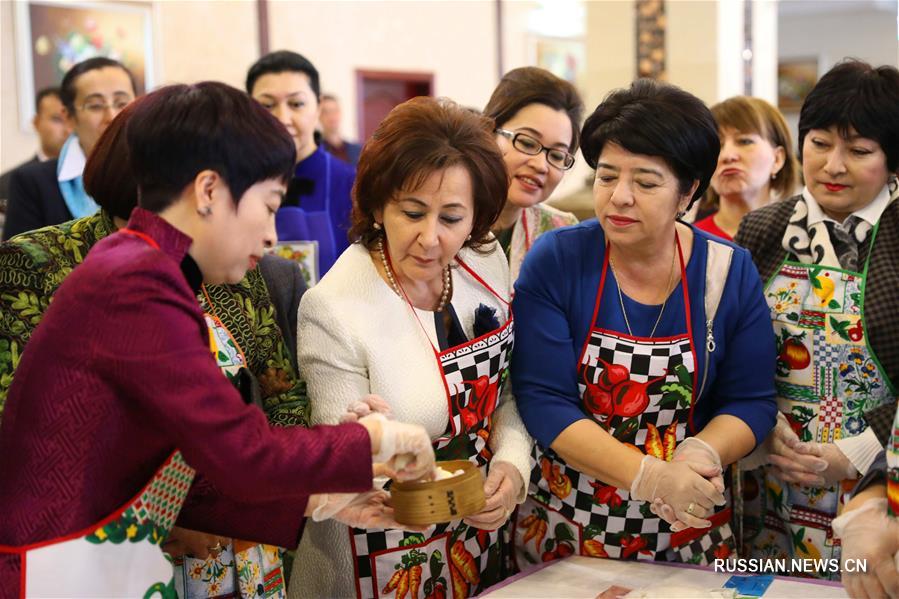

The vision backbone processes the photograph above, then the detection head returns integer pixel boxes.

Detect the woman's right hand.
[358,413,435,482]
[161,526,230,560]
[630,455,725,529]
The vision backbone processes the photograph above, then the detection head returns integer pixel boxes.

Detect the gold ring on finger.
[686,502,696,516]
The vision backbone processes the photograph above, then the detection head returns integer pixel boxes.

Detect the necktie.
[825,216,865,271]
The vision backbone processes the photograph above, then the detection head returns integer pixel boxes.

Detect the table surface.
[480,556,850,598]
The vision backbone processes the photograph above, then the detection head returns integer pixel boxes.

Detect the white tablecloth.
[480,556,849,598]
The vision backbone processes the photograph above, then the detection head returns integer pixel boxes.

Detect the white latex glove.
[463,461,523,530]
[358,413,435,482]
[742,412,828,486]
[792,440,857,486]
[651,438,726,531]
[340,394,393,423]
[308,490,414,530]
[832,498,899,599]
[631,455,724,530]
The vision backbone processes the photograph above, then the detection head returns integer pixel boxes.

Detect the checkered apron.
[742,222,895,578]
[172,290,288,599]
[349,257,514,599]
[513,237,736,568]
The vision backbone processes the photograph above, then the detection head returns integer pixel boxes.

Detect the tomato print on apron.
[742,223,895,578]
[350,257,514,599]
[171,289,288,599]
[513,234,736,568]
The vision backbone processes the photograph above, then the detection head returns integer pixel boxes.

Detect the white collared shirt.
[57,135,86,183]
[803,183,892,228]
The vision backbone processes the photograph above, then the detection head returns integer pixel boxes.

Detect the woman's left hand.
[463,461,523,530]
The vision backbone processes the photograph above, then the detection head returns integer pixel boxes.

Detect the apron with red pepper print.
[742,223,895,578]
[172,287,287,599]
[513,235,736,568]
[349,257,514,599]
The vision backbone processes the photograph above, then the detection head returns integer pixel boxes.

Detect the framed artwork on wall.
[778,58,819,112]
[272,241,319,287]
[531,36,586,92]
[14,0,154,131]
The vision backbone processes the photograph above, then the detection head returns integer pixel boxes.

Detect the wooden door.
[356,70,434,142]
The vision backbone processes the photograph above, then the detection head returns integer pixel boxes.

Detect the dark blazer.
[0,156,39,202]
[735,195,899,445]
[3,159,71,241]
[258,254,307,371]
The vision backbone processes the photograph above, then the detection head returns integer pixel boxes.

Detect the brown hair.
[350,97,509,252]
[82,100,141,221]
[483,66,584,153]
[700,96,799,213]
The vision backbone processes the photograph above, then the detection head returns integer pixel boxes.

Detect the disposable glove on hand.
[791,440,857,486]
[752,412,829,486]
[631,455,724,530]
[359,413,435,482]
[832,498,899,599]
[464,461,523,530]
[340,394,393,423]
[652,437,726,531]
[310,490,413,530]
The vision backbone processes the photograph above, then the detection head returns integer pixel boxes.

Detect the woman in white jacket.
[289,97,532,599]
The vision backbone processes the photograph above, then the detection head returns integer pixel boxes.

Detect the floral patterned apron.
[0,228,197,598]
[349,257,514,599]
[888,411,899,517]
[513,235,736,568]
[742,223,895,578]
[172,289,287,598]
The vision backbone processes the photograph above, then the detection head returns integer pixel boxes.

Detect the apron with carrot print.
[513,235,735,567]
[349,257,515,599]
[742,223,895,578]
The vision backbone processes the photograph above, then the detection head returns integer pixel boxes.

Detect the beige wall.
[666,0,719,104]
[1,0,259,172]
[268,0,500,144]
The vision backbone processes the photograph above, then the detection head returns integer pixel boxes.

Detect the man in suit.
[0,88,68,203]
[3,58,136,241]
[319,93,362,165]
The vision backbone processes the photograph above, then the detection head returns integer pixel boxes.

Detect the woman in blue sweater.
[511,79,777,567]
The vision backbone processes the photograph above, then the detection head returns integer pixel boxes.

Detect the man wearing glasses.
[3,58,136,240]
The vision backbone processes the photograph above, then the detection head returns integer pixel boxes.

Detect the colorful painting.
[272,241,319,287]
[778,58,819,112]
[14,0,153,130]
[534,37,585,90]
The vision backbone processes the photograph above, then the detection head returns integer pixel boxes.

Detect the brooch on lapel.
[473,304,500,337]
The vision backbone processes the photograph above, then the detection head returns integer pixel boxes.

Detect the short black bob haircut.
[580,79,720,208]
[60,57,137,113]
[798,59,899,172]
[245,50,321,100]
[126,82,295,213]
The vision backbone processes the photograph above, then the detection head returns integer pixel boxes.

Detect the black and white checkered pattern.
[666,522,735,566]
[439,319,513,456]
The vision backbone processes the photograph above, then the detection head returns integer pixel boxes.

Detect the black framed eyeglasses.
[496,128,575,171]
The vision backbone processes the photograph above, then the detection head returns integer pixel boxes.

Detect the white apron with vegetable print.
[742,224,895,578]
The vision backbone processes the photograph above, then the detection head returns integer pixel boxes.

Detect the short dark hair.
[581,79,720,206]
[34,86,61,112]
[126,82,295,213]
[60,57,137,112]
[82,100,141,221]
[245,50,321,100]
[483,67,584,153]
[798,59,899,172]
[350,97,509,252]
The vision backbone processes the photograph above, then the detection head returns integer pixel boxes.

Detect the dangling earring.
[771,172,777,181]
[466,234,472,241]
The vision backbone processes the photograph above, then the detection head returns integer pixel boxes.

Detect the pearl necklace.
[378,238,452,312]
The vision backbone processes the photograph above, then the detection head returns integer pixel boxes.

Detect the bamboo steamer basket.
[391,460,485,526]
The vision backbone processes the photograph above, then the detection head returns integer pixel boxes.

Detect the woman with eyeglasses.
[510,79,776,567]
[484,67,584,283]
